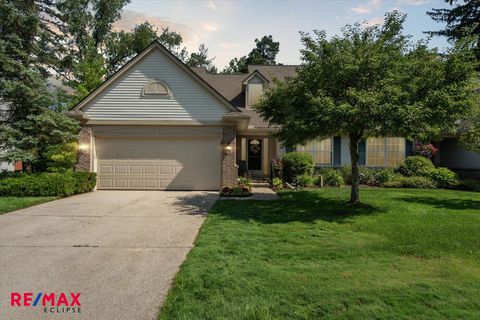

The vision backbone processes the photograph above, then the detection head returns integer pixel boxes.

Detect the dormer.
[242,70,269,108]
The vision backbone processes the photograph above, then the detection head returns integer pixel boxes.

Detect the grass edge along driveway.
[159,188,480,319]
[0,196,57,215]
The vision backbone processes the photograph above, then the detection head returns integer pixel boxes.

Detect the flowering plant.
[413,143,438,159]
[272,157,283,170]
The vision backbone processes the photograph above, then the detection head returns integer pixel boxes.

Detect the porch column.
[262,138,269,176]
[75,127,92,172]
[222,126,238,187]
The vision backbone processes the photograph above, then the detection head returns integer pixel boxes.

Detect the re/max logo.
[10,292,81,307]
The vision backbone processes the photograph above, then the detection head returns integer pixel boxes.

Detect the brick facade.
[222,126,237,187]
[75,127,92,171]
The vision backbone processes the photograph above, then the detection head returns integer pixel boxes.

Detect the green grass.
[0,196,56,214]
[159,188,480,320]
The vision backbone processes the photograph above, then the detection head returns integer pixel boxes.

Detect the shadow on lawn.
[397,196,480,211]
[214,190,383,224]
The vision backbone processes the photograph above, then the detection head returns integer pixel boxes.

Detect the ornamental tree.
[255,12,477,205]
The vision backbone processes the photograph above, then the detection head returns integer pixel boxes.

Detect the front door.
[248,139,262,176]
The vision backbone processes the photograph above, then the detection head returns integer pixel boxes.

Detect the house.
[68,40,480,190]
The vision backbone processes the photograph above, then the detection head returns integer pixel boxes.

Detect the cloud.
[364,17,384,27]
[200,21,220,32]
[114,10,194,42]
[351,0,382,14]
[396,0,431,6]
[219,43,239,49]
[207,0,217,10]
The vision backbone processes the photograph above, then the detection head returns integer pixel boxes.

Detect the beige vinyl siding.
[83,50,230,122]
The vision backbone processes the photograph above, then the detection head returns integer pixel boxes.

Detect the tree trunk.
[349,132,361,205]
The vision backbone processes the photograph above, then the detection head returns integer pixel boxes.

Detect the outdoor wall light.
[78,143,89,151]
[222,142,233,155]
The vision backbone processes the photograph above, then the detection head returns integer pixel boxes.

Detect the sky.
[115,0,452,70]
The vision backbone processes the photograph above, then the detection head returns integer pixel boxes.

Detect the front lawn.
[160,188,480,319]
[0,196,56,214]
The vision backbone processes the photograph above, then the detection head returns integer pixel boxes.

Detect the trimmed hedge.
[0,172,96,197]
[396,156,435,177]
[429,167,459,189]
[382,176,436,189]
[282,152,314,183]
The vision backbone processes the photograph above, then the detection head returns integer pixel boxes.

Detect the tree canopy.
[428,0,480,152]
[427,0,480,62]
[222,35,280,73]
[255,12,477,204]
[186,44,217,73]
[0,0,79,171]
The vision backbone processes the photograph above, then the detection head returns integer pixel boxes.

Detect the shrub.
[412,143,438,159]
[459,179,480,192]
[221,179,252,197]
[238,177,252,188]
[221,185,252,197]
[272,177,283,190]
[322,169,344,187]
[0,172,96,197]
[373,168,397,185]
[45,142,77,173]
[396,156,435,177]
[339,165,352,184]
[338,166,395,186]
[296,174,315,188]
[429,167,459,189]
[282,152,314,183]
[359,167,376,185]
[382,176,436,189]
[72,171,97,194]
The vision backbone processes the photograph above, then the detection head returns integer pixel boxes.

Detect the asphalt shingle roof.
[191,65,298,128]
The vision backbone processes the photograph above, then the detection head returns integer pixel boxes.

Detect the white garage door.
[95,138,221,190]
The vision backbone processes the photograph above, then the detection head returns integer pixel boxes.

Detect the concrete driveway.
[0,191,218,320]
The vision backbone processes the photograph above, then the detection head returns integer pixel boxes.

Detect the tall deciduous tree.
[222,35,280,73]
[47,1,191,103]
[255,12,477,205]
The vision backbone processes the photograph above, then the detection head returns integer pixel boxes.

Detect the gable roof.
[71,40,240,115]
[192,65,299,108]
[192,65,299,129]
[242,70,270,85]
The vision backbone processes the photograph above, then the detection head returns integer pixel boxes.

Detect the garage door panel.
[99,165,113,174]
[96,138,220,190]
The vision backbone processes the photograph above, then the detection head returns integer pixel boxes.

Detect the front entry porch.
[236,136,278,179]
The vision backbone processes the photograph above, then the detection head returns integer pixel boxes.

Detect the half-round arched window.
[142,80,171,96]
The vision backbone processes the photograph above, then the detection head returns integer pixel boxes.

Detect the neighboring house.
[67,40,480,190]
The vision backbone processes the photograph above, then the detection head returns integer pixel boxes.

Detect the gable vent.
[143,80,170,96]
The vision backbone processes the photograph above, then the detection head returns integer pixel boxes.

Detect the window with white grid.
[297,138,332,165]
[367,137,405,166]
